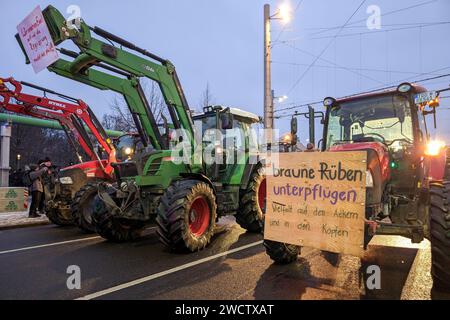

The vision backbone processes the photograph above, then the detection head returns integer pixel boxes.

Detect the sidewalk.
[0,210,50,230]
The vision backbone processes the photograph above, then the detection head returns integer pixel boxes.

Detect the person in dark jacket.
[28,161,49,218]
[37,158,52,215]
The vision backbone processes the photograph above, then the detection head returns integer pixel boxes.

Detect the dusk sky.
[1,0,450,143]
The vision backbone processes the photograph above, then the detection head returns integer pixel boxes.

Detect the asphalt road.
[0,218,449,300]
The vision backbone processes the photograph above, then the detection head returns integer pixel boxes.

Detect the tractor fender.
[179,173,217,195]
[240,160,266,190]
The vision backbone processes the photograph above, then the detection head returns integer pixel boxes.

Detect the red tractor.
[0,77,135,232]
[264,82,450,291]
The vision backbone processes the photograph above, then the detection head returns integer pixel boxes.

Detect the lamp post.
[263,3,291,144]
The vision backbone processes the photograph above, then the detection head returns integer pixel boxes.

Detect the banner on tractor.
[17,6,59,73]
[264,151,367,257]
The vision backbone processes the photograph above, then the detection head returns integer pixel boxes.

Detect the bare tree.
[102,80,167,132]
[199,82,215,111]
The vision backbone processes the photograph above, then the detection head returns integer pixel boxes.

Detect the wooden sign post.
[264,151,367,257]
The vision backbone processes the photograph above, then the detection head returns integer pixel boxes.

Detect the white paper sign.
[17,6,59,73]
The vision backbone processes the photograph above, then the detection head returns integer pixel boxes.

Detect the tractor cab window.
[326,94,414,151]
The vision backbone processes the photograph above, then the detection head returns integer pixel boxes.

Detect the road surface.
[0,217,449,300]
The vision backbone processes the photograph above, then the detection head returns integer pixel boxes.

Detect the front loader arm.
[0,77,115,175]
[49,59,162,149]
[18,5,195,152]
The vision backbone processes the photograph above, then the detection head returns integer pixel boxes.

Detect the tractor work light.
[425,140,446,156]
[397,82,413,93]
[323,97,336,107]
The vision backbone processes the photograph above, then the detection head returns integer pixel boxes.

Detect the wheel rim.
[189,196,210,237]
[257,178,267,213]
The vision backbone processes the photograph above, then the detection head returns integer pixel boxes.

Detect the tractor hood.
[330,142,391,207]
[61,160,110,180]
[330,142,391,183]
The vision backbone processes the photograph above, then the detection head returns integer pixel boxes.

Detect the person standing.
[28,161,49,218]
[37,158,52,215]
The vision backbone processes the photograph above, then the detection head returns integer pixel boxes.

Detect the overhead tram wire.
[281,42,386,86]
[309,0,438,37]
[286,0,367,96]
[308,22,450,41]
[271,61,447,77]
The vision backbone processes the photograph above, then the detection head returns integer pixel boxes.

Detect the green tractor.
[264,83,450,291]
[17,6,266,251]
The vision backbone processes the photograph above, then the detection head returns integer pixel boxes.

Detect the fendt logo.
[48,100,67,108]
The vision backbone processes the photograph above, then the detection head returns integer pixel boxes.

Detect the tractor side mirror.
[221,112,234,130]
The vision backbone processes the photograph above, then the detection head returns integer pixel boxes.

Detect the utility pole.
[264,4,273,134]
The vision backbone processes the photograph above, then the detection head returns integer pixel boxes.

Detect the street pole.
[0,122,12,187]
[264,4,273,139]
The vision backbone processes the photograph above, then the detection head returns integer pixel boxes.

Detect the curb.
[0,220,51,231]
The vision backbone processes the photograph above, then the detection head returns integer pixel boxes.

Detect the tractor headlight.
[366,170,374,188]
[124,147,134,156]
[59,177,73,185]
[425,140,445,156]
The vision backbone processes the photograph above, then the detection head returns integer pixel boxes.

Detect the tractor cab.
[193,106,260,184]
[322,83,435,197]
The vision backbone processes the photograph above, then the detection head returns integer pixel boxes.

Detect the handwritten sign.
[17,6,59,73]
[264,151,367,257]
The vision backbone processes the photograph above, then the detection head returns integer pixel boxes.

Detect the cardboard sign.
[17,6,59,73]
[264,151,367,257]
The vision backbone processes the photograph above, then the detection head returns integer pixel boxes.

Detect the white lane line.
[0,236,102,255]
[77,240,264,300]
[0,227,158,256]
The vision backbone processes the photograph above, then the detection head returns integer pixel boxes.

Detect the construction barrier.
[0,187,28,213]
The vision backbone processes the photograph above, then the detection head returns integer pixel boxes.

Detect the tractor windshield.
[326,94,414,150]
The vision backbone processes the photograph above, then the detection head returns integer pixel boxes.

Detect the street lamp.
[264,3,292,136]
[16,154,21,170]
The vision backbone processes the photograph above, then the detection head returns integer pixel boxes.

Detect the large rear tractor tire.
[236,165,265,232]
[156,180,217,252]
[429,182,450,291]
[264,240,300,264]
[46,208,73,226]
[71,182,99,233]
[91,194,144,242]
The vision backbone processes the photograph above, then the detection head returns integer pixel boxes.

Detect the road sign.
[264,151,367,257]
[17,6,59,73]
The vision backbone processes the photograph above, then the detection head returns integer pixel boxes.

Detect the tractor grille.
[147,158,162,175]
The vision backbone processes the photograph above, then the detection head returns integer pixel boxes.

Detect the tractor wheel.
[71,182,99,233]
[91,194,144,242]
[236,165,265,232]
[156,180,217,252]
[264,240,300,264]
[430,182,450,291]
[46,208,73,226]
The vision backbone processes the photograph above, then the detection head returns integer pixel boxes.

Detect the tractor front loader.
[16,5,266,251]
[0,77,132,232]
[264,83,450,291]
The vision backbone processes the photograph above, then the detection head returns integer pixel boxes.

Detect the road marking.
[0,227,158,255]
[0,236,102,255]
[76,240,264,300]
